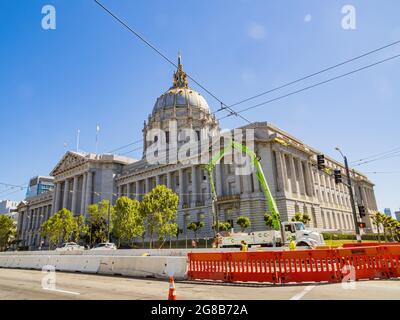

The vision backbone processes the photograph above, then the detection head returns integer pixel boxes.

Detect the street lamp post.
[335,147,362,243]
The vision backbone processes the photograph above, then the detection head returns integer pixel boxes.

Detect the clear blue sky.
[0,0,399,213]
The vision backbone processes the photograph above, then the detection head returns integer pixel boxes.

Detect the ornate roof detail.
[172,51,189,89]
[50,151,88,177]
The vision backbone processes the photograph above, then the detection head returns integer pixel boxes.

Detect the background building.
[0,199,18,214]
[25,176,54,200]
[384,208,392,217]
[0,199,19,222]
[395,211,400,221]
[16,192,53,249]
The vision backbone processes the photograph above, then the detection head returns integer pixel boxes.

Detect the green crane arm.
[205,140,281,231]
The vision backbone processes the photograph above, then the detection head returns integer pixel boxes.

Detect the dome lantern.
[172,50,189,89]
[151,52,211,114]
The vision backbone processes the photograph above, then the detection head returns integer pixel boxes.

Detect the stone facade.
[15,55,379,249]
[16,192,53,249]
[114,121,378,239]
[17,152,134,248]
[49,152,134,216]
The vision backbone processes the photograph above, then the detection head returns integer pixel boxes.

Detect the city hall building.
[17,57,378,249]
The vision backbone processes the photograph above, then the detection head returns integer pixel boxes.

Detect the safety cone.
[168,276,177,300]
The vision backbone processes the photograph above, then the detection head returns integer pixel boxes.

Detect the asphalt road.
[0,268,399,300]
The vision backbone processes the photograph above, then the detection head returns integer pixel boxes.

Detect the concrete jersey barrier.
[0,254,188,280]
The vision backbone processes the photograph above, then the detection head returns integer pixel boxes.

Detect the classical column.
[145,178,150,193]
[52,182,59,213]
[371,189,378,210]
[273,150,284,193]
[71,176,78,214]
[156,175,161,185]
[367,189,373,209]
[302,162,312,196]
[32,209,37,230]
[45,206,50,220]
[126,183,131,198]
[63,179,70,209]
[178,169,184,208]
[36,208,40,229]
[298,160,306,195]
[305,163,315,196]
[80,174,87,215]
[215,164,223,196]
[360,187,367,207]
[234,169,240,196]
[35,208,39,230]
[279,152,289,192]
[191,166,198,207]
[57,183,62,212]
[289,156,298,194]
[85,171,93,215]
[135,181,140,200]
[167,172,172,189]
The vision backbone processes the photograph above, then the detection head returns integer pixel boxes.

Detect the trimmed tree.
[41,208,77,248]
[291,212,311,225]
[113,196,144,248]
[213,221,231,232]
[236,216,251,232]
[187,221,205,241]
[87,200,115,246]
[140,185,179,249]
[0,215,16,251]
[371,211,384,242]
[264,213,274,230]
[71,215,88,243]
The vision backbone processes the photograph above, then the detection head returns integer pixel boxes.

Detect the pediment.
[50,151,87,177]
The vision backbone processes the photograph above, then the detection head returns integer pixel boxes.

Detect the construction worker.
[215,233,222,248]
[240,240,248,252]
[289,235,296,250]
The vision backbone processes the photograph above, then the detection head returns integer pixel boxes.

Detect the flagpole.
[76,129,80,152]
[96,124,100,154]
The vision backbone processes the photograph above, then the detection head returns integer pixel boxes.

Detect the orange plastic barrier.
[342,242,400,248]
[188,245,400,284]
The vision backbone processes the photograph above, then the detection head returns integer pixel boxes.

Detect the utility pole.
[335,147,362,243]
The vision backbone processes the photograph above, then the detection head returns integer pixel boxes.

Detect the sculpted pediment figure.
[50,151,87,176]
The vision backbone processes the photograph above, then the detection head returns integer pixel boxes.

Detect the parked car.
[90,243,117,250]
[55,242,85,251]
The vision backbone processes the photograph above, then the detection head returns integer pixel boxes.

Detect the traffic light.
[334,169,342,184]
[358,222,366,229]
[317,154,325,170]
[358,205,366,217]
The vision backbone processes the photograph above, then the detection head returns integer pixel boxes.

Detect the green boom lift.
[205,140,281,238]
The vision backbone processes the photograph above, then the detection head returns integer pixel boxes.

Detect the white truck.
[220,221,325,248]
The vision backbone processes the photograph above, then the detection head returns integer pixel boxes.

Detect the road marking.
[43,288,80,295]
[290,285,316,300]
